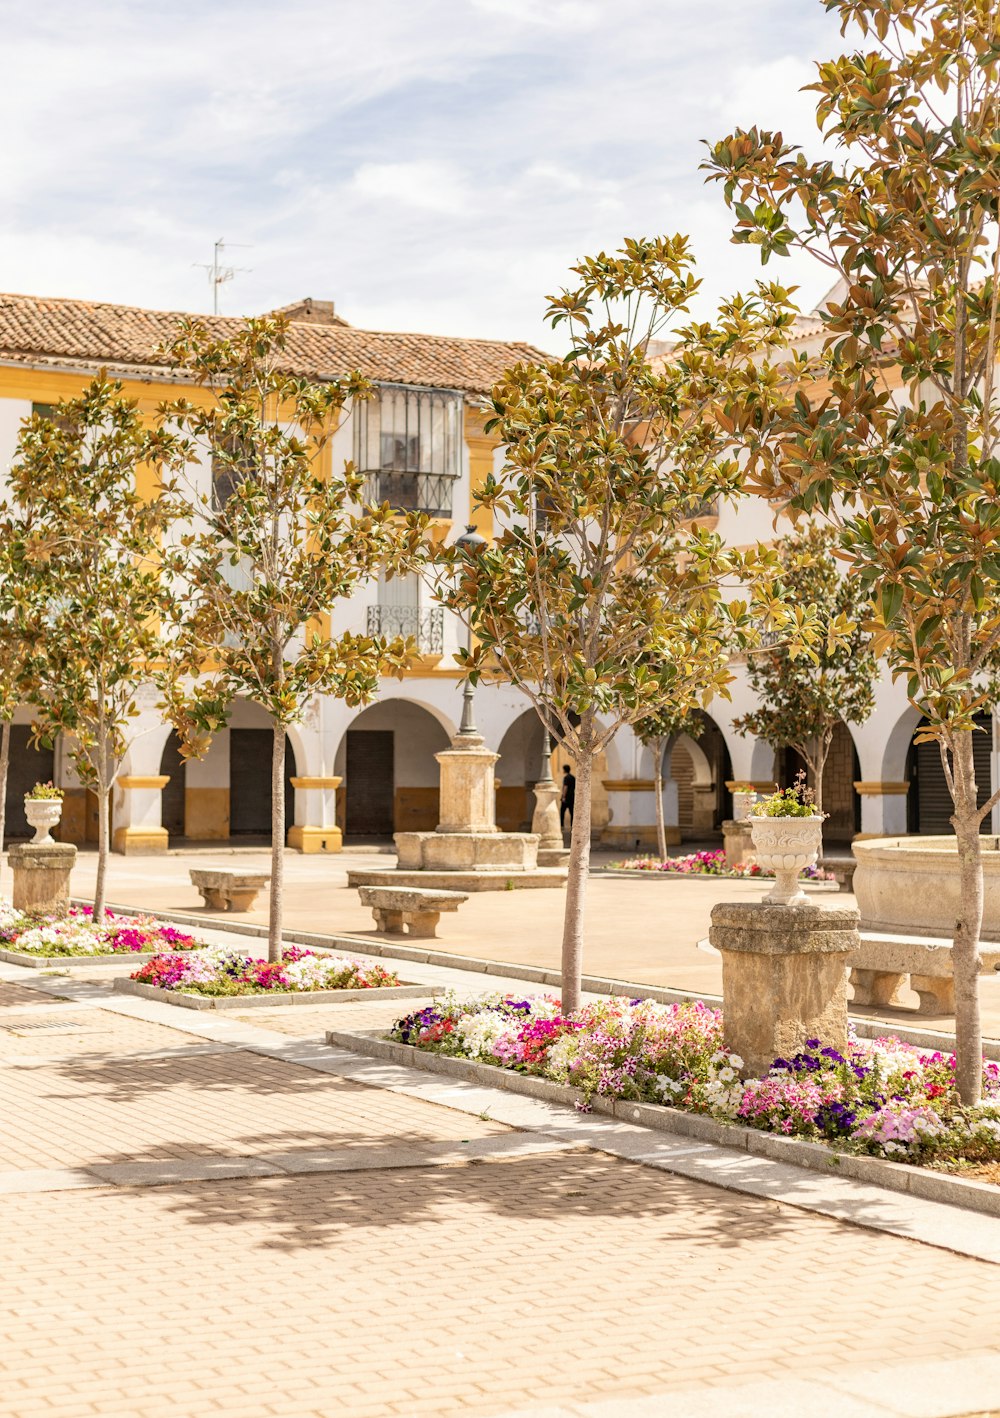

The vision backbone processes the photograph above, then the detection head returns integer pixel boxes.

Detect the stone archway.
[665,710,733,840]
[334,699,452,840]
[495,709,548,832]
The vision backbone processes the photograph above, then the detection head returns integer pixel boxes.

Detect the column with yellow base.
[287,776,343,853]
[854,780,909,838]
[112,775,170,855]
[599,779,681,849]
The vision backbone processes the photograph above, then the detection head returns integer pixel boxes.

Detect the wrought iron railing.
[362,471,458,518]
[682,496,720,521]
[367,605,444,655]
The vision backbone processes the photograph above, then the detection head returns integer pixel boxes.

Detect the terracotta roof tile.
[0,292,548,396]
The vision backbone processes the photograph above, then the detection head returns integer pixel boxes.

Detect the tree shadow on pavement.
[97,1139,844,1255]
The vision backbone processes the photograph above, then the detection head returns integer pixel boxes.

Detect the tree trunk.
[0,719,10,888]
[653,738,667,862]
[93,782,110,925]
[268,721,286,964]
[950,728,984,1106]
[560,751,592,1016]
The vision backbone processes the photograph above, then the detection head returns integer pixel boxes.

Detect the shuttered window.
[913,714,993,834]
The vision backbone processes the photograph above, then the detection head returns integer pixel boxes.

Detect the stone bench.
[358,885,468,939]
[820,858,857,893]
[190,867,270,913]
[849,935,1000,1015]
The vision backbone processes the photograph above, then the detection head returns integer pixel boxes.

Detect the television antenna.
[194,238,252,314]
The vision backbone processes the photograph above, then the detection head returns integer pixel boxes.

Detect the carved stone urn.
[748,815,824,907]
[24,797,63,846]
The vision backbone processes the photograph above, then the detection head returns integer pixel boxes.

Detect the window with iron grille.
[354,385,463,517]
[211,435,259,512]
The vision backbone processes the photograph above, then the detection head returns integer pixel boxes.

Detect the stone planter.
[731,791,755,822]
[852,834,1000,937]
[748,814,825,906]
[24,797,63,846]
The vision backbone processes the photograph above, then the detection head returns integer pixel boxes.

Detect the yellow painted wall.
[185,787,230,839]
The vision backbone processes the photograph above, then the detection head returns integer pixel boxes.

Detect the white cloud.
[0,0,847,344]
[350,161,469,215]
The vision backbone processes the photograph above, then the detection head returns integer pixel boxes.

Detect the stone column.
[435,731,499,834]
[600,780,678,849]
[287,776,343,853]
[9,842,78,916]
[709,902,859,1077]
[854,780,909,837]
[721,819,755,869]
[112,776,170,855]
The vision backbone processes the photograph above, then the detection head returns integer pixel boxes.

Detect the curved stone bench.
[358,885,468,939]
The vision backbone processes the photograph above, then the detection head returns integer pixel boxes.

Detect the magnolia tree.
[438,237,808,1012]
[705,0,1000,1101]
[734,523,876,813]
[160,316,426,962]
[3,378,188,919]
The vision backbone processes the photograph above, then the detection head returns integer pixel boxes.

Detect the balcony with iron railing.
[361,470,459,518]
[366,604,444,656]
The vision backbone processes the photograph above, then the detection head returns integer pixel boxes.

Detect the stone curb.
[0,947,175,970]
[113,979,438,1011]
[324,1028,1000,1221]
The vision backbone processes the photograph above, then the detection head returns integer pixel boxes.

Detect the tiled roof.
[0,292,547,396]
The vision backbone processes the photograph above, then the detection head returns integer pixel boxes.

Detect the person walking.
[560,765,576,833]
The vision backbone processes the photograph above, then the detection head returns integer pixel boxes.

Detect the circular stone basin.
[853,835,1000,938]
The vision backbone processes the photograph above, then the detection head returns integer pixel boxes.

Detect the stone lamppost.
[531,725,570,866]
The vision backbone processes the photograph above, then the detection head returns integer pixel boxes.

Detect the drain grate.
[0,1018,95,1035]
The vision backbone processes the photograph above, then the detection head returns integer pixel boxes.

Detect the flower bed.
[609,849,833,880]
[389,993,1000,1170]
[0,904,201,958]
[129,944,401,998]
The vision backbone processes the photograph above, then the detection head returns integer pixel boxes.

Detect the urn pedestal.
[710,902,859,1078]
[8,842,78,916]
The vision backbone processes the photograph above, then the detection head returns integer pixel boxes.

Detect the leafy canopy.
[703,0,1000,745]
[734,523,877,761]
[438,235,811,757]
[159,315,427,744]
[3,374,188,789]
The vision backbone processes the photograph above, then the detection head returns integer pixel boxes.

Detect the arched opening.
[335,700,451,841]
[906,712,993,834]
[496,709,549,832]
[667,710,733,840]
[229,732,295,839]
[159,730,186,839]
[782,721,861,844]
[4,725,55,842]
[172,700,299,844]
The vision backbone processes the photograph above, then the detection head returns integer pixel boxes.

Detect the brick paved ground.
[4,966,1000,1417]
[5,1155,1000,1418]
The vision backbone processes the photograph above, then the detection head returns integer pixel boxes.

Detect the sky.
[1,0,847,352]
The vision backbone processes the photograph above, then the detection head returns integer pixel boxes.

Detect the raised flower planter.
[113,944,435,1010]
[0,907,204,968]
[341,992,1000,1209]
[606,848,834,883]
